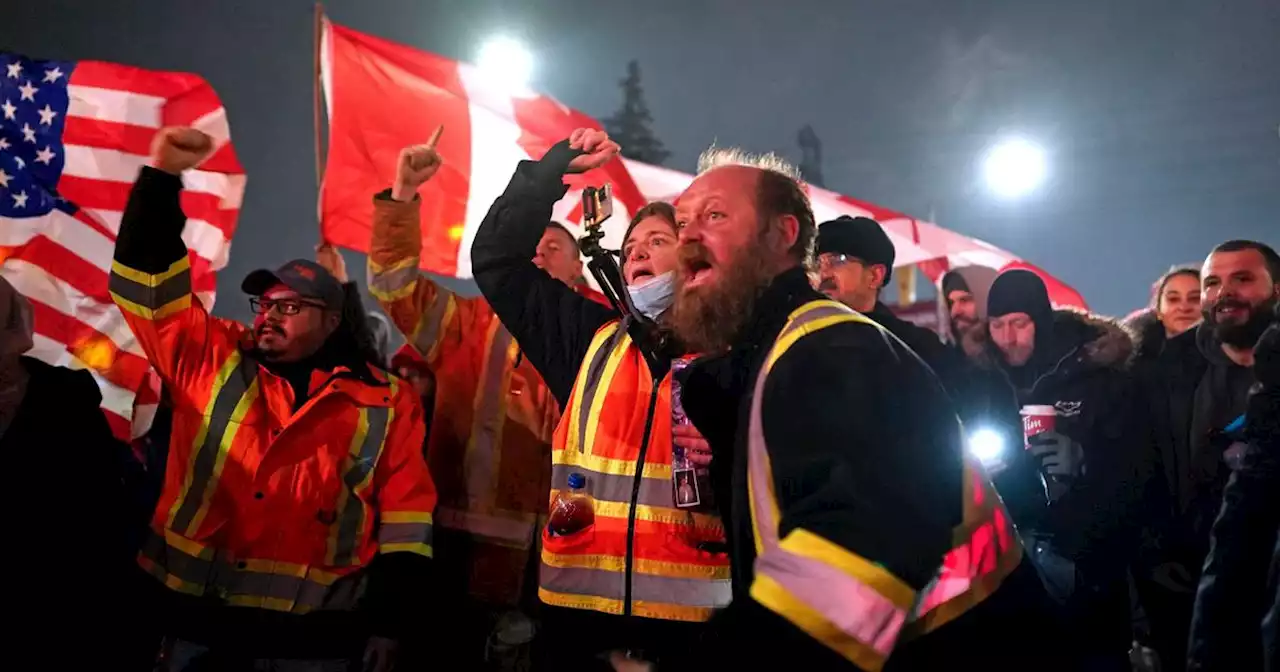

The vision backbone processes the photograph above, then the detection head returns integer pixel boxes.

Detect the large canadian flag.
[319,18,647,278]
[319,18,1087,311]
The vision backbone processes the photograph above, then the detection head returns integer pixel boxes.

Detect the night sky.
[4,0,1277,323]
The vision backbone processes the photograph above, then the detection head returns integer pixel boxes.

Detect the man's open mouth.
[682,258,713,286]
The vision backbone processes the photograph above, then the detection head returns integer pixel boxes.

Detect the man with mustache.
[938,265,999,346]
[1137,239,1280,671]
[812,215,943,364]
[110,127,437,670]
[470,129,729,670]
[666,148,1053,670]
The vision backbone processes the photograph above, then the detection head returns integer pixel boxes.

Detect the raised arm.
[470,132,618,405]
[366,135,482,368]
[109,128,239,400]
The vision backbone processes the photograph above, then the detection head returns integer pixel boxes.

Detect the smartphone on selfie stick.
[578,184,666,374]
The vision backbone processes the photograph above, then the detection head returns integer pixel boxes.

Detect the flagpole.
[313,2,326,242]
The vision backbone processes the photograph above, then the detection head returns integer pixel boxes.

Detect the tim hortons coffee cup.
[1020,405,1057,448]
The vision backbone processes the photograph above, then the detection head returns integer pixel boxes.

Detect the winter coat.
[1130,319,1258,670]
[3,357,143,663]
[673,269,1060,671]
[961,309,1154,657]
[1188,318,1280,671]
[1127,309,1169,364]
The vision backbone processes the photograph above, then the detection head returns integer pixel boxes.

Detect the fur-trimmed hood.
[961,308,1136,373]
[1124,308,1170,362]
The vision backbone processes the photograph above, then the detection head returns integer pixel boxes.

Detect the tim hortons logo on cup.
[1023,415,1051,436]
[1020,405,1057,441]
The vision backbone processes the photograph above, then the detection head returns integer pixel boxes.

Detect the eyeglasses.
[249,297,326,316]
[816,253,863,273]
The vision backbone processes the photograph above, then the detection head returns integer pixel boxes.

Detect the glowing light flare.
[982,137,1048,199]
[70,332,118,371]
[967,427,1007,465]
[476,36,534,96]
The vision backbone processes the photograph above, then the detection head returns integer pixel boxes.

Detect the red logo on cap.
[293,264,316,280]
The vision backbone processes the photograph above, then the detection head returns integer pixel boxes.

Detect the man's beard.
[1205,293,1278,348]
[668,237,776,355]
[951,316,977,340]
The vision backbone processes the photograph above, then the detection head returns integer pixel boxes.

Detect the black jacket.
[678,269,1058,671]
[961,309,1152,655]
[1187,319,1280,672]
[3,357,143,662]
[470,145,619,407]
[867,301,966,391]
[1132,321,1258,670]
[868,302,995,433]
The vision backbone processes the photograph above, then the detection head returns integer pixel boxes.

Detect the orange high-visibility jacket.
[109,168,436,615]
[541,320,733,622]
[368,192,605,605]
[745,300,1022,670]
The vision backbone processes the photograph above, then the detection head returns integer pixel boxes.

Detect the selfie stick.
[579,185,666,372]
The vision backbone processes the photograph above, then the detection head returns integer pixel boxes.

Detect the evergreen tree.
[604,61,670,166]
[797,125,825,188]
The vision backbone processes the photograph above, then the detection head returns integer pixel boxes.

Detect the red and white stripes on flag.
[0,57,245,440]
[318,18,646,277]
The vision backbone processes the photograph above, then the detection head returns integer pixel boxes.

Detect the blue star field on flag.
[0,52,76,218]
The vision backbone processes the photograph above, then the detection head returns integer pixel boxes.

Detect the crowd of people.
[7,124,1277,671]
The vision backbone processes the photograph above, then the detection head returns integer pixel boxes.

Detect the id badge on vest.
[671,359,713,510]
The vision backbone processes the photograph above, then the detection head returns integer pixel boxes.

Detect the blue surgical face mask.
[627,271,675,320]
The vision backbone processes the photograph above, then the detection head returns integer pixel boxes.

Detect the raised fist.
[150,127,215,175]
[315,243,348,283]
[566,128,620,174]
[391,126,444,202]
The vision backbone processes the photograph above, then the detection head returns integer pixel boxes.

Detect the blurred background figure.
[1129,266,1202,364]
[366,311,394,368]
[937,265,999,347]
[1135,240,1279,671]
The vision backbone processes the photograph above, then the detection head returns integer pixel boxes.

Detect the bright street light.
[967,426,1007,467]
[477,35,534,95]
[982,137,1048,199]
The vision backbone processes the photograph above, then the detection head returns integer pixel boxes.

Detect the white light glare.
[477,36,534,95]
[982,137,1048,199]
[967,427,1006,465]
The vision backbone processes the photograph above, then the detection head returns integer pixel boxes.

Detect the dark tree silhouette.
[604,61,670,166]
[797,124,825,188]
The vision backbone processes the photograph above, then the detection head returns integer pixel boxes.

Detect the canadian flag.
[319,18,1089,311]
[319,18,647,277]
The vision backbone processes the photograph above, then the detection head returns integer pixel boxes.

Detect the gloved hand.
[1028,431,1085,478]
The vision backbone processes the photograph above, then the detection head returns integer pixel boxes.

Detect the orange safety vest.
[745,300,1023,670]
[110,256,436,615]
[541,320,733,622]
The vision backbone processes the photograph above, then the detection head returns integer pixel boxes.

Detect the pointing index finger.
[425,125,444,151]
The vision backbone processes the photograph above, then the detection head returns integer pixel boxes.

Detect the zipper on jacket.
[623,382,661,617]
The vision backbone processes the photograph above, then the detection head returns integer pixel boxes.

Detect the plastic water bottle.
[548,472,594,536]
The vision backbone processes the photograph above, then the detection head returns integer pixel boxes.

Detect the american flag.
[0,52,246,440]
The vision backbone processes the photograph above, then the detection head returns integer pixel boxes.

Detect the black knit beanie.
[987,269,1053,329]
